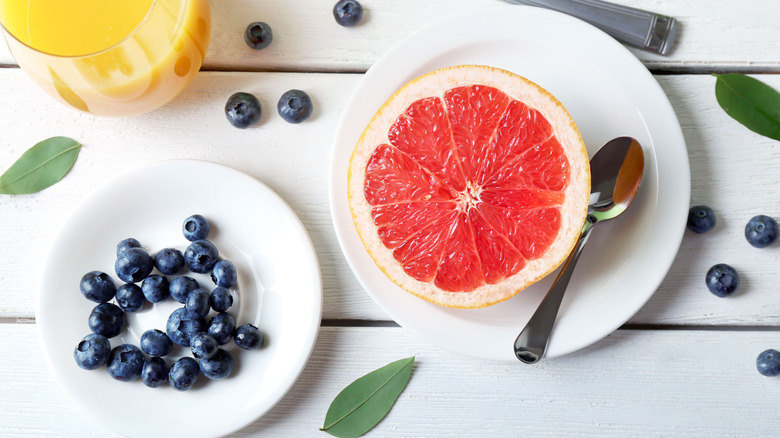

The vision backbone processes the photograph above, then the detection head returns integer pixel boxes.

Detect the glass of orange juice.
[0,0,210,116]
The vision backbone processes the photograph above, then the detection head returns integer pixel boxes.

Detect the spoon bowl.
[513,136,644,363]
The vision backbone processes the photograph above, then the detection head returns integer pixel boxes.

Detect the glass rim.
[0,0,169,59]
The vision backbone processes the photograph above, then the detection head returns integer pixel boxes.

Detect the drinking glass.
[0,0,211,116]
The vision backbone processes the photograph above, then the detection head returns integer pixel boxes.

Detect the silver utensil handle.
[513,219,595,363]
[505,0,678,55]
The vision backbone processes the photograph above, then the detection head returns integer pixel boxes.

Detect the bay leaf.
[0,136,81,194]
[714,74,780,141]
[321,356,415,438]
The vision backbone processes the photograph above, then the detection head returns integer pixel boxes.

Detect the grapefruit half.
[348,65,590,308]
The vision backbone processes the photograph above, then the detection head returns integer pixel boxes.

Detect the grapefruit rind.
[348,65,590,309]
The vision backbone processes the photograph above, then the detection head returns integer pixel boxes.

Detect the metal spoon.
[513,136,644,363]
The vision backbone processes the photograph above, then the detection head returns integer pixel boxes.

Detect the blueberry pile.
[73,214,265,390]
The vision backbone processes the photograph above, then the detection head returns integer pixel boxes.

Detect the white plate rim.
[328,5,690,361]
[36,159,323,437]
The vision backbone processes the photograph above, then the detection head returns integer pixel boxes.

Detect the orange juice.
[0,0,211,116]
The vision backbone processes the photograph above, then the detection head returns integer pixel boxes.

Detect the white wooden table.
[2,1,780,436]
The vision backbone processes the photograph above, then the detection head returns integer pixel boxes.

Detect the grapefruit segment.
[364,143,455,205]
[483,136,570,191]
[478,100,553,186]
[372,201,458,250]
[444,85,511,183]
[348,65,590,308]
[433,213,485,293]
[388,97,466,192]
[392,210,458,283]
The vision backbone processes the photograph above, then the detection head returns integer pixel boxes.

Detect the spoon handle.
[502,0,678,55]
[514,218,595,363]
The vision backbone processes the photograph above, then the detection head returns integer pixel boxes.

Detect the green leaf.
[320,356,415,438]
[714,73,780,141]
[0,136,81,194]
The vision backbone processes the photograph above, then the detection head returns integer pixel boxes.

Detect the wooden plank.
[3,70,780,325]
[0,0,778,71]
[2,323,780,436]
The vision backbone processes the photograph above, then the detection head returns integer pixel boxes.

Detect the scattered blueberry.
[170,275,200,304]
[687,205,716,234]
[333,0,363,26]
[184,240,219,274]
[169,357,199,391]
[167,307,207,347]
[141,357,169,388]
[154,248,185,275]
[185,288,211,319]
[183,214,210,242]
[115,283,145,312]
[745,215,779,248]
[209,286,233,312]
[116,238,141,256]
[140,329,173,357]
[106,344,145,382]
[244,21,273,50]
[199,349,234,380]
[73,333,111,370]
[757,349,780,377]
[705,263,740,297]
[235,324,264,350]
[225,92,262,129]
[79,271,116,303]
[190,332,219,359]
[141,274,170,303]
[88,303,126,338]
[277,89,313,124]
[211,260,237,288]
[208,312,237,345]
[115,247,154,283]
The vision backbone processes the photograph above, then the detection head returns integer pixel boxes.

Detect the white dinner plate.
[329,6,690,361]
[37,160,322,437]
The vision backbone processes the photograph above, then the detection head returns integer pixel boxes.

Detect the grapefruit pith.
[348,65,590,308]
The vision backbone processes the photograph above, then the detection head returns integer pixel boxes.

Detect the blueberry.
[209,286,234,312]
[277,89,313,124]
[705,263,740,297]
[211,260,237,288]
[745,215,778,248]
[142,357,169,388]
[183,214,210,241]
[116,238,141,256]
[88,303,126,338]
[169,276,200,304]
[185,288,211,318]
[208,312,237,345]
[235,324,264,350]
[184,240,219,274]
[199,349,234,380]
[687,205,716,234]
[169,357,199,391]
[79,271,116,303]
[166,307,207,347]
[73,333,111,370]
[115,283,145,312]
[154,248,184,275]
[141,274,170,303]
[333,0,363,26]
[115,247,154,283]
[106,344,145,382]
[244,21,273,50]
[140,329,173,357]
[190,332,219,359]
[757,349,780,377]
[225,92,261,129]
